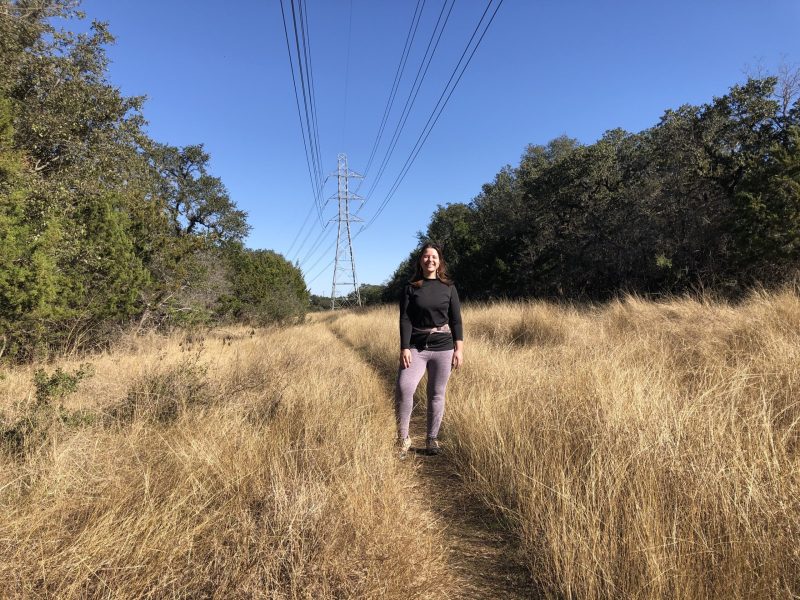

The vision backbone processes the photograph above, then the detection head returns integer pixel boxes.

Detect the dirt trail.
[402,410,539,598]
[325,323,539,599]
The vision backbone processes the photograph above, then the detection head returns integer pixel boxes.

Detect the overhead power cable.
[302,236,338,279]
[299,224,334,267]
[304,224,367,286]
[290,0,325,212]
[298,0,325,197]
[292,172,335,262]
[279,0,323,222]
[361,0,505,232]
[293,217,324,264]
[285,201,315,259]
[293,220,324,264]
[280,0,330,262]
[290,214,323,264]
[306,257,334,285]
[357,0,426,189]
[359,0,455,205]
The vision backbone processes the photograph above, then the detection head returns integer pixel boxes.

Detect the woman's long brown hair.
[410,242,453,288]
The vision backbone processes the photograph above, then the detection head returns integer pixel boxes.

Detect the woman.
[396,243,464,456]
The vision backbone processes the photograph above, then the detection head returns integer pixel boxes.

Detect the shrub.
[1,364,94,457]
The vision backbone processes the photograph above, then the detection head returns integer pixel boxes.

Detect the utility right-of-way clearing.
[324,318,539,599]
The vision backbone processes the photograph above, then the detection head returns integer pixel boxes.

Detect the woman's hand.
[400,349,412,369]
[452,341,464,370]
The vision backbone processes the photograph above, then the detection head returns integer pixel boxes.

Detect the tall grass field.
[2,291,799,598]
[0,325,451,598]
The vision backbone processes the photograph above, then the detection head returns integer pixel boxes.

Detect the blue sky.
[76,0,800,295]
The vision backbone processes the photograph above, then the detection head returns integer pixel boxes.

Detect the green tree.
[731,125,800,282]
[0,3,257,357]
[0,95,60,358]
[219,248,309,325]
[422,203,479,295]
[147,143,249,244]
[138,143,251,325]
[0,5,157,357]
[309,294,332,311]
[389,75,800,301]
[382,254,415,303]
[349,283,386,306]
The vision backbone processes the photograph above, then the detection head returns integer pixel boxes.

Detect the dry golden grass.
[327,291,800,599]
[0,324,451,598]
[3,292,799,598]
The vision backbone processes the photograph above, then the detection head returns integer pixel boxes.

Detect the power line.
[356,0,426,191]
[293,218,324,264]
[286,0,505,291]
[306,220,372,286]
[295,220,325,261]
[280,0,331,261]
[303,236,337,279]
[292,173,334,262]
[305,222,368,286]
[363,0,505,231]
[299,223,334,266]
[298,0,325,197]
[306,256,334,285]
[359,0,455,205]
[290,0,325,215]
[285,201,315,259]
[279,0,324,225]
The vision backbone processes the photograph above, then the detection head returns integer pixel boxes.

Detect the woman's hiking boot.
[426,437,441,456]
[397,436,412,458]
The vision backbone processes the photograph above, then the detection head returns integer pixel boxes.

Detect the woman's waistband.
[411,323,451,335]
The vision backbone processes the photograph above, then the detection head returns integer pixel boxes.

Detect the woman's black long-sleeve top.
[399,278,463,351]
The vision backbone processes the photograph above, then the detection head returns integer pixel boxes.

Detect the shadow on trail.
[325,321,542,600]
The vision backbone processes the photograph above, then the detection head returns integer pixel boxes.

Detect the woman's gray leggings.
[395,348,454,440]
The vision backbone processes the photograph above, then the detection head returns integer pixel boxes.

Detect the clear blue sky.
[76,0,800,295]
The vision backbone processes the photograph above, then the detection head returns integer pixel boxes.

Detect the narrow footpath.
[325,322,539,599]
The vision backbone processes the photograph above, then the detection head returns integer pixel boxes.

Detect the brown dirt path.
[326,323,540,599]
[401,401,539,599]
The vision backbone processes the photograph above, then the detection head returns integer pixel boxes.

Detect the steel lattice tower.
[330,153,364,310]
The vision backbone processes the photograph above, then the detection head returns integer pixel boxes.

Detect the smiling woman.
[395,243,464,456]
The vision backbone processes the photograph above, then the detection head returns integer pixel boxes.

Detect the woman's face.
[420,248,440,278]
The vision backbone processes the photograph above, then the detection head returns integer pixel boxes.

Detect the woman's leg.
[394,349,428,439]
[425,349,454,439]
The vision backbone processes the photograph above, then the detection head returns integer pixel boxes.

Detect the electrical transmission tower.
[330,153,364,310]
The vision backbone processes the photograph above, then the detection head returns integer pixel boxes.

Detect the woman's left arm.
[452,339,464,369]
[449,285,464,369]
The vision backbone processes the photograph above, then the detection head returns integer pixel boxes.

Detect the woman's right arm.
[399,286,413,368]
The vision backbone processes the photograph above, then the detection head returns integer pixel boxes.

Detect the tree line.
[385,73,800,302]
[0,1,308,361]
